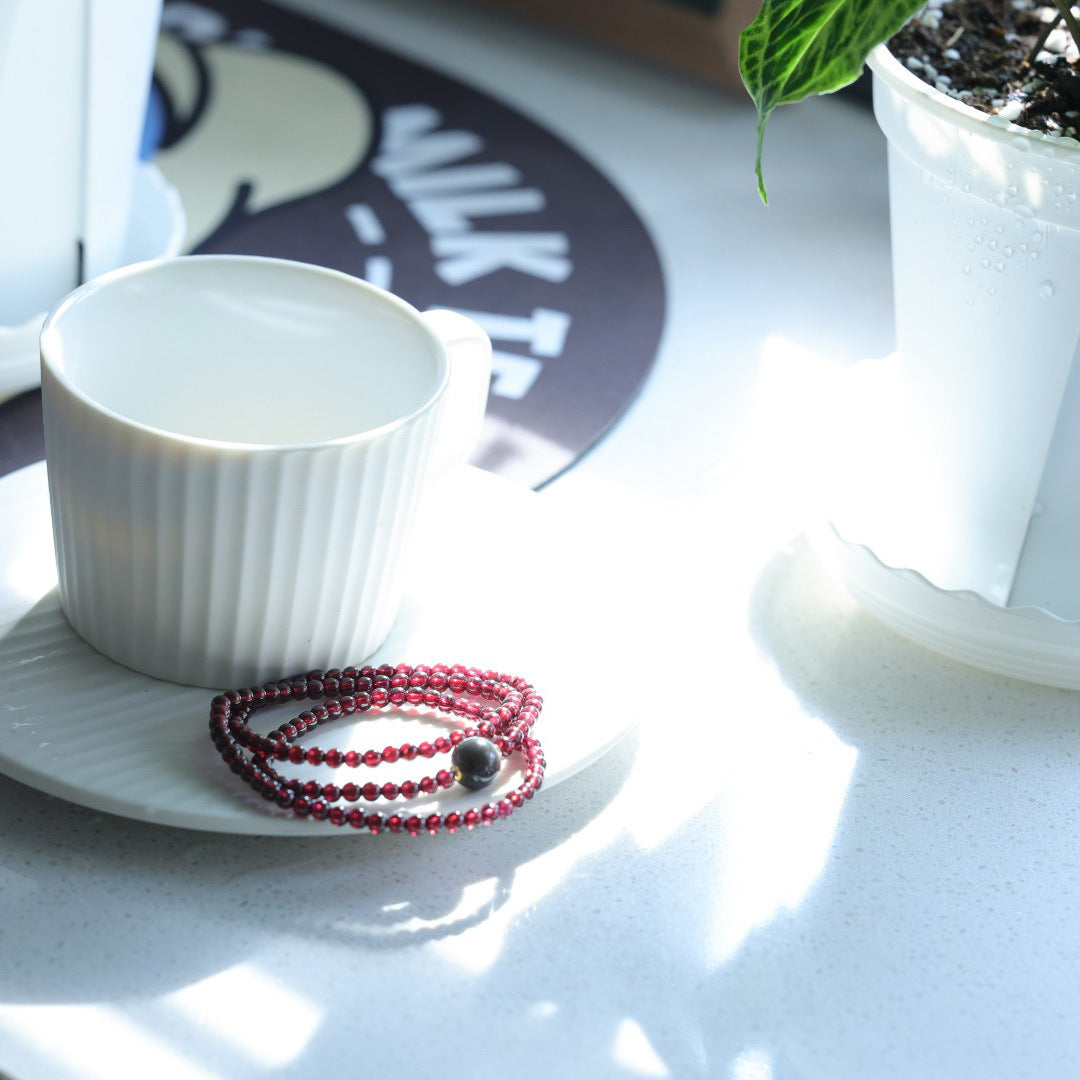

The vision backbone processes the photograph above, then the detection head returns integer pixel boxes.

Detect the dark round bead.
[451,736,501,790]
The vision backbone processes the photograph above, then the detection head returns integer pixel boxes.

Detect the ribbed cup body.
[39,257,490,689]
[42,357,440,688]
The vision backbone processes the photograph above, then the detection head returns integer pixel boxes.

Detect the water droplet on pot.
[980,257,991,268]
[994,261,1005,272]
[1040,280,1056,298]
[962,264,973,275]
[1004,246,1014,256]
[989,239,998,250]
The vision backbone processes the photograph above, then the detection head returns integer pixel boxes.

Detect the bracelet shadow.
[0,704,639,1004]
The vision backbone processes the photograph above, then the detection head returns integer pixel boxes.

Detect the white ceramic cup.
[40,255,491,688]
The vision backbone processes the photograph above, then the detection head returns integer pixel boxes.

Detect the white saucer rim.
[822,519,1080,627]
[811,519,1080,689]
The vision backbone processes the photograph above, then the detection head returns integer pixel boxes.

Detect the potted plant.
[739,0,1080,687]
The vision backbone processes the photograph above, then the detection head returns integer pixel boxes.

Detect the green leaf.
[739,0,924,202]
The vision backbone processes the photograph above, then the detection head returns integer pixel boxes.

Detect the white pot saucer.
[809,353,1080,688]
[810,521,1080,689]
[0,163,186,404]
[0,462,636,835]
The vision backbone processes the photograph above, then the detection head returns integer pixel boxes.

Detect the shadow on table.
[0,390,43,481]
[0,720,639,1004]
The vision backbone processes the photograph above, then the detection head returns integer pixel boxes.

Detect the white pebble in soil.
[1044,28,1070,53]
[997,99,1025,122]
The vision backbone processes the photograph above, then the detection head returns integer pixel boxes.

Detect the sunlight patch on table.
[527,999,560,1020]
[424,876,509,973]
[704,684,857,967]
[707,333,843,540]
[731,1045,774,1080]
[165,961,321,1067]
[613,1017,671,1078]
[0,1004,215,1080]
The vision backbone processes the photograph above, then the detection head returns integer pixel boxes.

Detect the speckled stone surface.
[2,1,1078,1078]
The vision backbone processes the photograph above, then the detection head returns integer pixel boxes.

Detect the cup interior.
[40,257,445,446]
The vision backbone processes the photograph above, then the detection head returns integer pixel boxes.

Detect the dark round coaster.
[0,1,666,488]
[154,0,666,488]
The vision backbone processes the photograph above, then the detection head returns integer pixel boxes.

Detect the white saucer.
[810,521,1080,689]
[811,354,1080,689]
[0,163,186,404]
[0,462,636,834]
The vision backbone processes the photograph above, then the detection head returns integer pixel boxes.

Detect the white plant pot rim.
[868,42,1080,159]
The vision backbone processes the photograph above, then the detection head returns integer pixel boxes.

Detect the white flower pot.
[817,45,1080,686]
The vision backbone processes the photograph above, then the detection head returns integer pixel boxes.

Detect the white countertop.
[2,2,1078,1078]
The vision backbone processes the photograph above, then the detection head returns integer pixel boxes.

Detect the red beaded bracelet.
[209,663,546,835]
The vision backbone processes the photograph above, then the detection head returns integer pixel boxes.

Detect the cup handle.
[421,309,492,476]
